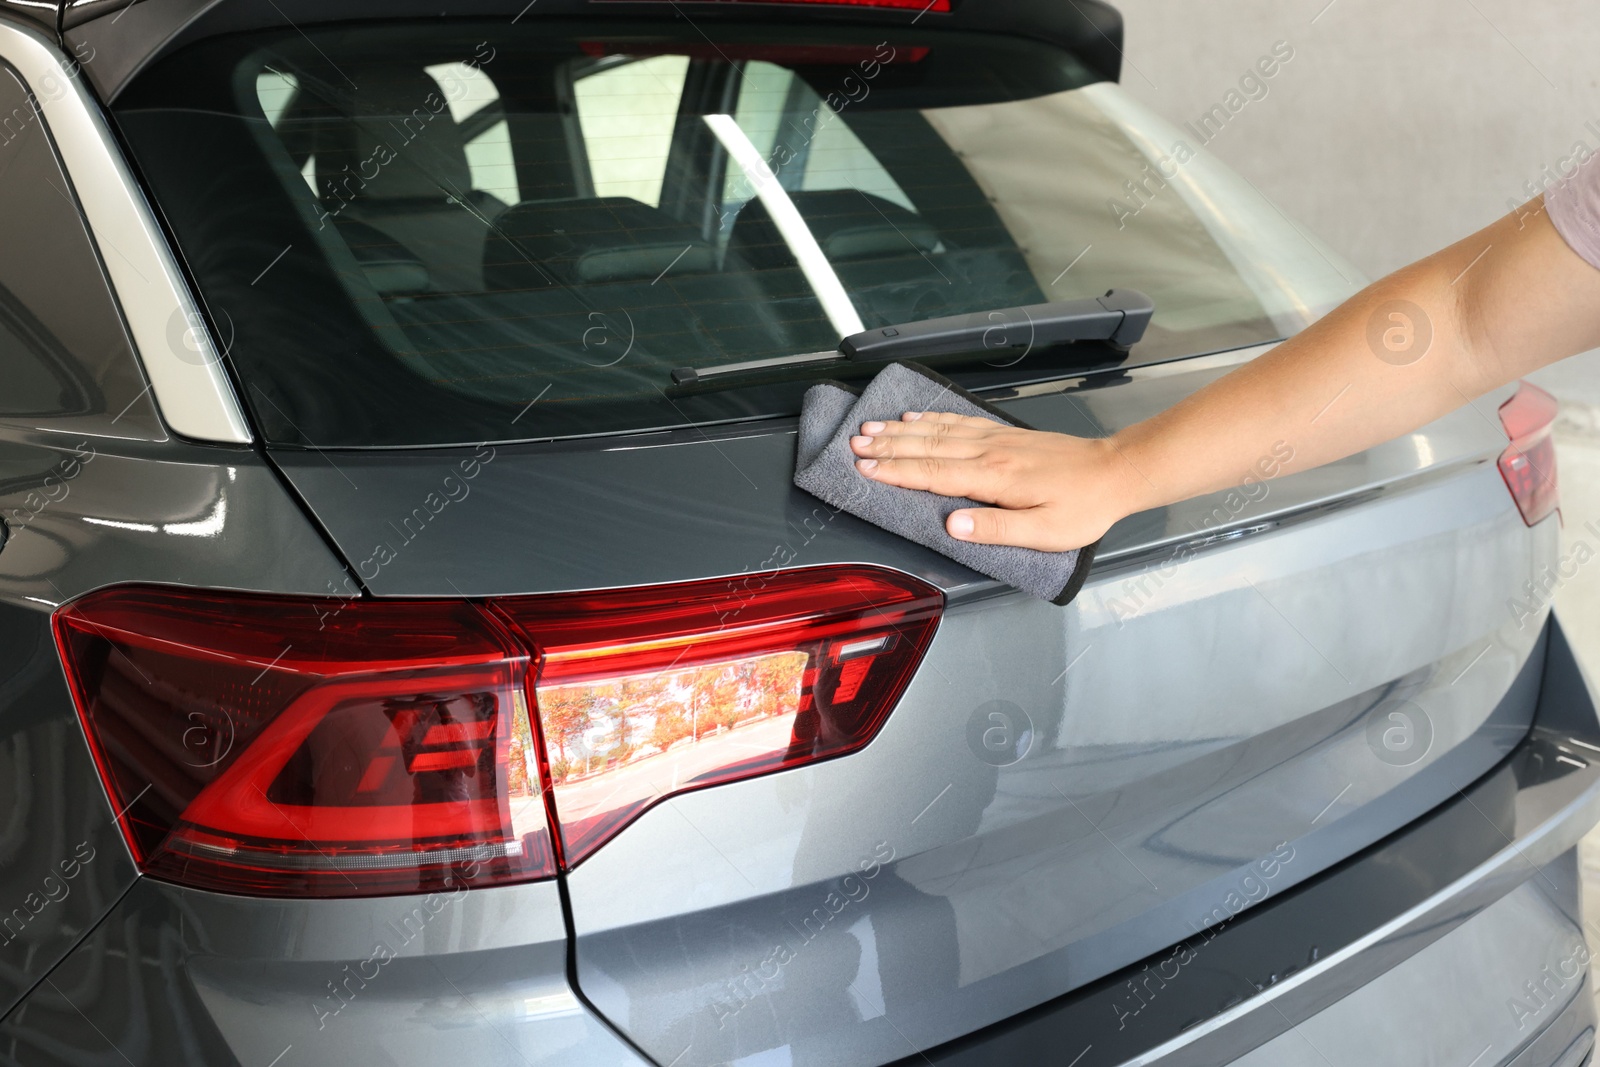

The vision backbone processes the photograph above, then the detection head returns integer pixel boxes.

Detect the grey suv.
[0,1,1596,1065]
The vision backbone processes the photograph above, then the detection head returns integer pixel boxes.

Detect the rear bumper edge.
[893,613,1600,1067]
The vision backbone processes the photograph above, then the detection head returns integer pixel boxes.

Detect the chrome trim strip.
[0,20,253,443]
[943,451,1495,609]
[997,340,1274,402]
[1090,452,1495,575]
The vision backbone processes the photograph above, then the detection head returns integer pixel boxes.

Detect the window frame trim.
[0,18,253,444]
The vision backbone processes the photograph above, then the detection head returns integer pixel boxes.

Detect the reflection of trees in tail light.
[538,650,807,772]
[494,566,943,868]
[55,566,942,894]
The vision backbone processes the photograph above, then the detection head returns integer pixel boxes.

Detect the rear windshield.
[115,22,1280,447]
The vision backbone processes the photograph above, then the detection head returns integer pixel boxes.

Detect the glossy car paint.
[5,626,1599,1066]
[0,877,649,1066]
[0,432,349,1018]
[901,624,1600,1064]
[271,356,1551,1060]
[0,7,1593,1067]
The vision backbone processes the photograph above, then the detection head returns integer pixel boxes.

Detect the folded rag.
[793,361,1097,605]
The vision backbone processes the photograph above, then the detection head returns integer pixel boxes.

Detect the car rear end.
[0,2,1594,1066]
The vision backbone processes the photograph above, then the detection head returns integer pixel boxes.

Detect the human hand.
[849,412,1149,552]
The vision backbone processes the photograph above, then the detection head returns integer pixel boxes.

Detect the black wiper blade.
[669,289,1152,386]
[842,288,1153,361]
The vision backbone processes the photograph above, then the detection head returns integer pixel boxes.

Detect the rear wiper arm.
[841,288,1153,362]
[670,289,1153,386]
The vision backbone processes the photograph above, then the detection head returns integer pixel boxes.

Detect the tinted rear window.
[116,22,1278,447]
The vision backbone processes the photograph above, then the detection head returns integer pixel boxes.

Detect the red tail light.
[1497,381,1559,526]
[54,567,941,896]
[495,567,942,866]
[53,590,552,897]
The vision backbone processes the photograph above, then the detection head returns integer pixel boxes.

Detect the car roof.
[42,0,1123,103]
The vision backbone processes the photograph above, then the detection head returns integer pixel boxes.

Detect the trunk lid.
[271,352,1554,1064]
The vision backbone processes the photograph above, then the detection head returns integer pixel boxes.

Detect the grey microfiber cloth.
[794,361,1097,605]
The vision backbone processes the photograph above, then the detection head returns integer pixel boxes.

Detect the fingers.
[854,454,999,501]
[902,411,997,427]
[851,414,1004,460]
[947,506,1067,551]
[860,412,996,437]
[850,429,984,460]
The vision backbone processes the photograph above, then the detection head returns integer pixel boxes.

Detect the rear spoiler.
[28,0,1124,104]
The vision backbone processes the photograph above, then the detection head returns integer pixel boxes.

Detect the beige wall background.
[1105,0,1600,487]
[1111,0,1600,281]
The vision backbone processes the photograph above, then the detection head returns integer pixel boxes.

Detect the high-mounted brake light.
[54,566,942,896]
[1497,381,1559,526]
[578,41,932,63]
[611,0,949,10]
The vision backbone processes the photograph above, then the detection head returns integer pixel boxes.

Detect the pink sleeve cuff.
[1547,151,1600,271]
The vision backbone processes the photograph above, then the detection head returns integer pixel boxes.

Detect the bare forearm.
[848,200,1600,553]
[1110,202,1600,514]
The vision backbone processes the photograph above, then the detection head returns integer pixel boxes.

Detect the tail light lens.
[494,566,942,866]
[1497,381,1559,526]
[54,590,552,897]
[54,567,941,896]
